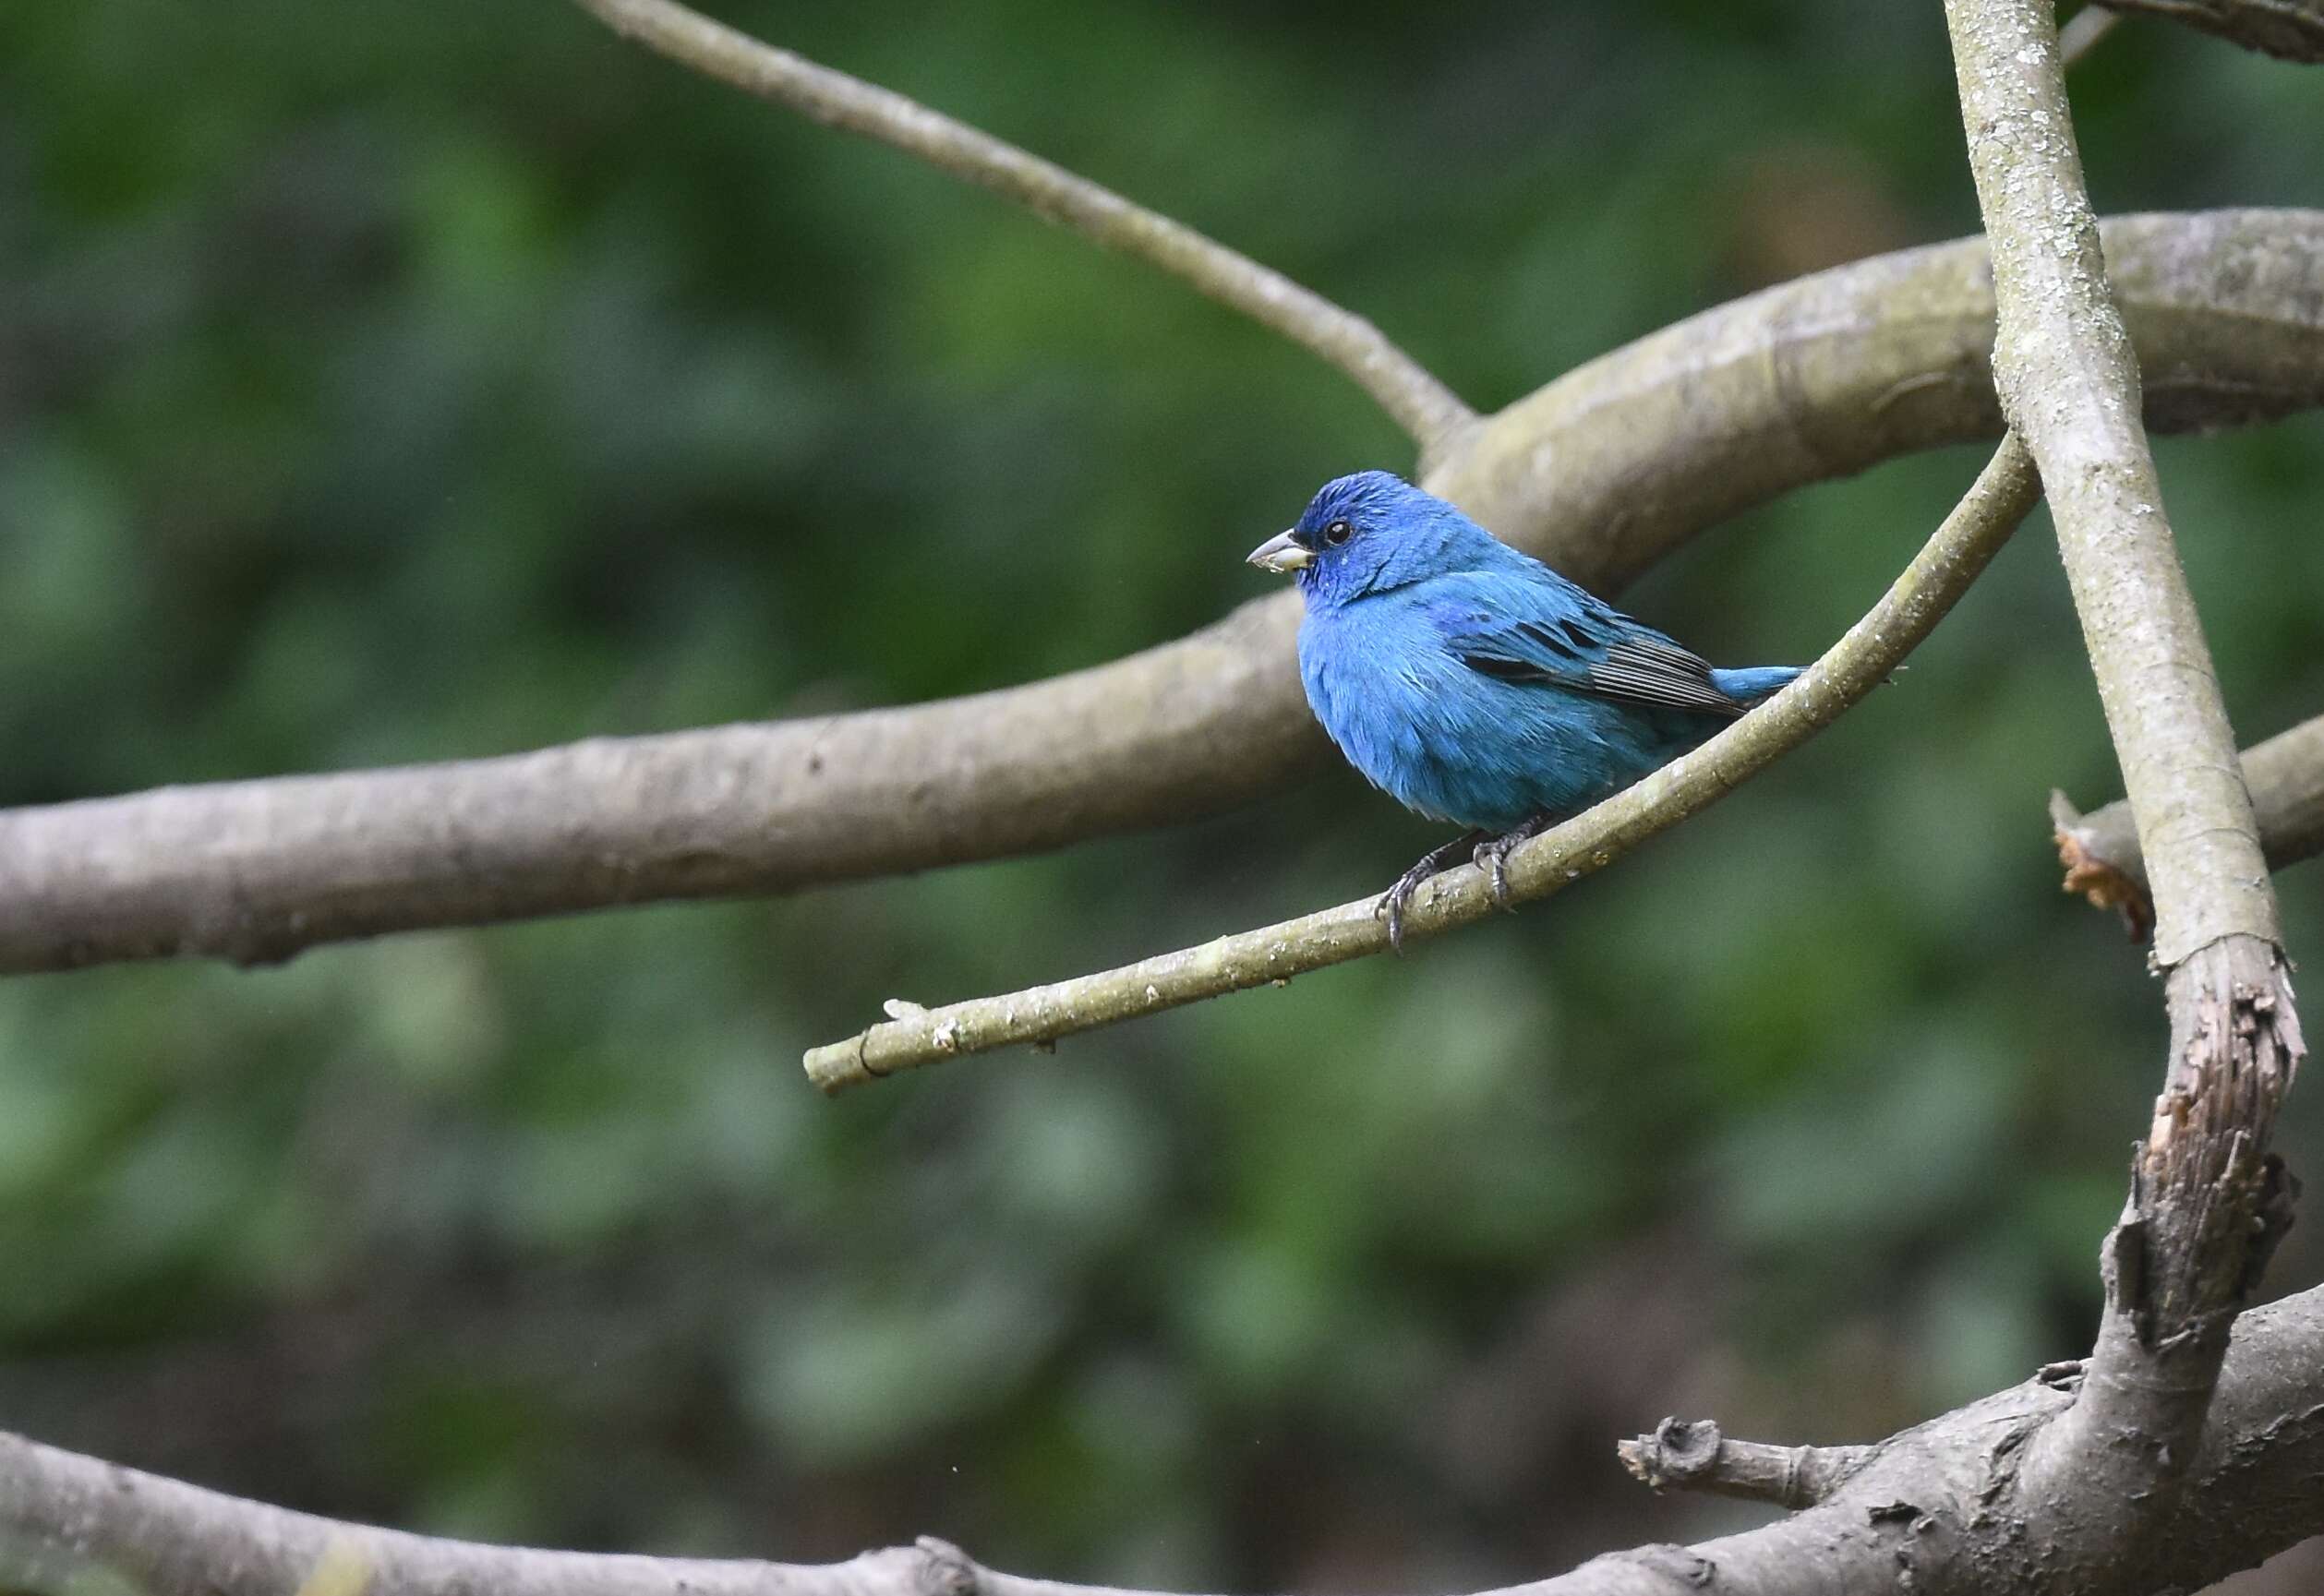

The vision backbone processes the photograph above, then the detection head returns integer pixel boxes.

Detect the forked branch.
[1944,0,2305,1562]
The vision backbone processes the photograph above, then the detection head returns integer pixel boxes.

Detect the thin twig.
[569,0,1473,450]
[804,438,2041,1090]
[2061,6,2125,65]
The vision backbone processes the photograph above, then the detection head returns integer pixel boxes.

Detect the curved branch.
[2103,0,2324,59]
[5,211,2323,976]
[568,0,1475,450]
[2053,712,2324,935]
[7,1286,2324,1596]
[802,439,2041,1090]
[1945,0,2305,1566]
[0,625,1317,972]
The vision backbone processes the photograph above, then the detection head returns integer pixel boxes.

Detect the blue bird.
[1247,471,1799,949]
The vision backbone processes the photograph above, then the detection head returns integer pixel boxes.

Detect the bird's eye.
[1323,519,1353,546]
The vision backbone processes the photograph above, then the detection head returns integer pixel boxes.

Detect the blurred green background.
[2,1,2319,1589]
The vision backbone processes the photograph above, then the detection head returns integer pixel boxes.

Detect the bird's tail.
[1710,666,1801,705]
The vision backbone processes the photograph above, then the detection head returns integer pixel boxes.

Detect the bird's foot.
[1473,814,1555,910]
[1376,831,1487,954]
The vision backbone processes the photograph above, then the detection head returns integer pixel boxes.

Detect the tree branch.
[1945,0,2305,1567]
[567,0,1475,451]
[2101,0,2324,59]
[5,211,2322,977]
[1616,1419,1874,1509]
[2053,712,2324,936]
[802,439,2042,1090]
[9,1285,2324,1596]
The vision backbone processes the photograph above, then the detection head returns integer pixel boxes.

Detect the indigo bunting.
[1248,471,1799,949]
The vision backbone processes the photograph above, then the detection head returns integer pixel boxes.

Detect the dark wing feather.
[1583,633,1745,717]
[1442,588,1744,718]
[1457,620,1587,682]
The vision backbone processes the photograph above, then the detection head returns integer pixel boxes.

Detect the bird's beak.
[1246,529,1314,574]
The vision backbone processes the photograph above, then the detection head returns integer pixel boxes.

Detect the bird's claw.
[1378,834,1484,955]
[1376,871,1428,955]
[1473,835,1523,912]
[1380,825,1541,953]
[1376,889,1405,955]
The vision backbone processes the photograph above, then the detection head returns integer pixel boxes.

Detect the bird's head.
[1246,470,1501,606]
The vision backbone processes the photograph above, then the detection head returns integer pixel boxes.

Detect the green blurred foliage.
[1,0,2320,1588]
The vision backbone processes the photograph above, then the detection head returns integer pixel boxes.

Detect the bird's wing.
[1426,576,1746,718]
